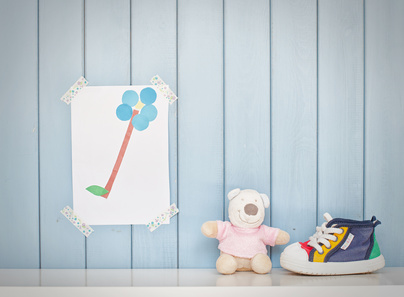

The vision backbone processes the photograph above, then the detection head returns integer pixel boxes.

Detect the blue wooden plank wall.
[271,0,317,268]
[0,0,403,269]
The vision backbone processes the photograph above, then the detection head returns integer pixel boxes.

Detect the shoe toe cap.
[281,242,309,262]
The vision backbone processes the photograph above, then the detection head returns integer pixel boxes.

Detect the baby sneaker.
[280,213,385,275]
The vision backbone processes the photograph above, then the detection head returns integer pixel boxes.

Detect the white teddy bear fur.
[201,188,290,274]
[228,188,269,229]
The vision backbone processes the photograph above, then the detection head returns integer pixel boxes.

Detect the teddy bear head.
[227,188,270,229]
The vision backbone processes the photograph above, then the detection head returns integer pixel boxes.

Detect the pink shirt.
[216,221,279,258]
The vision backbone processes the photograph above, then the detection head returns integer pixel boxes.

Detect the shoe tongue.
[323,213,333,223]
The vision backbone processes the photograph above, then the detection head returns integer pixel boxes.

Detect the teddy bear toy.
[201,188,290,275]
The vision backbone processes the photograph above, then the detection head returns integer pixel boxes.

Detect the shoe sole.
[280,254,385,276]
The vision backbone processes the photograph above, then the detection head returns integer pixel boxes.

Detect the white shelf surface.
[0,268,403,297]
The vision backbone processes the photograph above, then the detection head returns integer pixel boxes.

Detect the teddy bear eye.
[255,199,257,202]
[241,198,244,201]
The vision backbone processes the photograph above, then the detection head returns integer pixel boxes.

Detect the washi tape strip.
[146,203,179,232]
[150,75,178,104]
[60,76,88,104]
[60,206,94,237]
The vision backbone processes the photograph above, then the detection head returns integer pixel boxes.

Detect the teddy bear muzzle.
[239,208,262,225]
[244,203,258,216]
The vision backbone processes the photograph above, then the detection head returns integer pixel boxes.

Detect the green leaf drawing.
[86,185,109,196]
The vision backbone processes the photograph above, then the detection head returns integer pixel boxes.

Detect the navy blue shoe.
[280,213,385,275]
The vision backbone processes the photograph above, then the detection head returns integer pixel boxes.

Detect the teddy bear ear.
[228,188,241,200]
[260,193,270,208]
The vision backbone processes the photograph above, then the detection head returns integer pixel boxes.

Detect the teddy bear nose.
[244,204,258,216]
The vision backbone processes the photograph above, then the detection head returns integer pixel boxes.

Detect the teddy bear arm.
[201,221,218,238]
[275,230,290,245]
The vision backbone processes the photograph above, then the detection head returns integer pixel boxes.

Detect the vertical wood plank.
[365,0,404,267]
[271,0,317,267]
[39,0,85,268]
[224,0,270,241]
[86,0,131,86]
[85,0,132,268]
[318,0,364,221]
[0,0,39,268]
[131,0,177,268]
[178,0,223,268]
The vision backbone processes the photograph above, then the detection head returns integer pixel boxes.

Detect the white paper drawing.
[71,86,170,225]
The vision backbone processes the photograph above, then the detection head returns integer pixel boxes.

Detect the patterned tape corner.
[61,76,88,104]
[146,203,179,232]
[61,206,94,237]
[150,75,178,104]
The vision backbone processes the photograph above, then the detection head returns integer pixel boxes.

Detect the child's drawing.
[71,86,169,225]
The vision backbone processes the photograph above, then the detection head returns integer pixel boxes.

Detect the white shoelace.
[308,213,343,253]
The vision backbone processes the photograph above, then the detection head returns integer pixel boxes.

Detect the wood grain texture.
[85,0,131,86]
[318,0,364,222]
[365,0,404,267]
[224,0,270,241]
[271,0,317,267]
[131,0,177,268]
[84,0,132,268]
[39,0,85,268]
[0,0,39,268]
[178,0,224,268]
[1,0,404,269]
